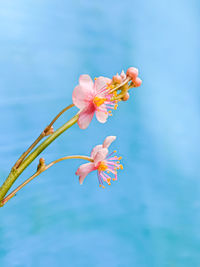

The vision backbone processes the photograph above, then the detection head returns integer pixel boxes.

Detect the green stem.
[1,155,93,206]
[0,113,79,203]
[14,103,75,169]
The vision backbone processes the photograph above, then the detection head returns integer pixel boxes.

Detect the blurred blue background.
[0,0,200,266]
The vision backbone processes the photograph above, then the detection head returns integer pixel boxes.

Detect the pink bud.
[120,70,126,80]
[126,67,138,81]
[112,74,122,84]
[122,92,130,101]
[133,77,142,87]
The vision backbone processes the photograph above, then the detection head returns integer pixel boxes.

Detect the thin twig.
[1,155,93,206]
[13,104,75,169]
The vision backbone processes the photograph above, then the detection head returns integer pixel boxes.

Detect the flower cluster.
[73,67,142,187]
[72,67,142,129]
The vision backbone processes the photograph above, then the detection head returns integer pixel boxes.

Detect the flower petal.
[72,75,94,109]
[94,76,112,94]
[90,144,103,159]
[103,136,116,148]
[78,104,95,129]
[75,162,95,185]
[93,148,108,167]
[79,74,94,89]
[96,109,108,123]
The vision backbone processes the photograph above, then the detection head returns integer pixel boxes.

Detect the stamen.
[93,97,106,107]
[98,161,108,172]
[96,148,122,188]
[106,151,115,158]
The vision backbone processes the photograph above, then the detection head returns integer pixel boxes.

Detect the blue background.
[0,1,200,266]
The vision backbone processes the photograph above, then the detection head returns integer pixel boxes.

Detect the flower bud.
[44,126,54,136]
[37,158,46,171]
[120,70,126,80]
[126,67,138,81]
[133,77,142,87]
[112,74,122,84]
[122,92,130,101]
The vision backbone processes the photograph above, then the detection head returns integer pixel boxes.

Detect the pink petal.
[75,162,95,185]
[94,76,112,94]
[103,136,116,148]
[79,74,94,89]
[78,104,95,129]
[120,70,126,80]
[90,144,103,159]
[96,109,108,123]
[93,148,108,167]
[72,75,95,109]
[72,85,87,109]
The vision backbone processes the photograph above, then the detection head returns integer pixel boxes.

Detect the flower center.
[98,161,108,172]
[93,96,106,107]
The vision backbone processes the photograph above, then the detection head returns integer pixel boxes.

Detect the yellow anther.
[112,178,117,181]
[108,110,112,113]
[98,161,108,172]
[120,164,123,170]
[93,96,106,107]
[114,104,118,110]
[117,161,120,164]
[114,150,117,153]
[94,77,97,80]
[107,178,111,183]
[118,156,122,160]
[106,84,114,90]
[108,183,111,185]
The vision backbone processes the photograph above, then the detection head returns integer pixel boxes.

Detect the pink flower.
[75,136,123,188]
[72,75,118,129]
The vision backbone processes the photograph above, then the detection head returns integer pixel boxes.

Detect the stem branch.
[1,155,93,206]
[0,113,79,203]
[14,104,74,169]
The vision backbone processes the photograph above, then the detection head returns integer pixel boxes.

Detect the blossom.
[75,136,123,188]
[72,68,142,129]
[72,75,118,129]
